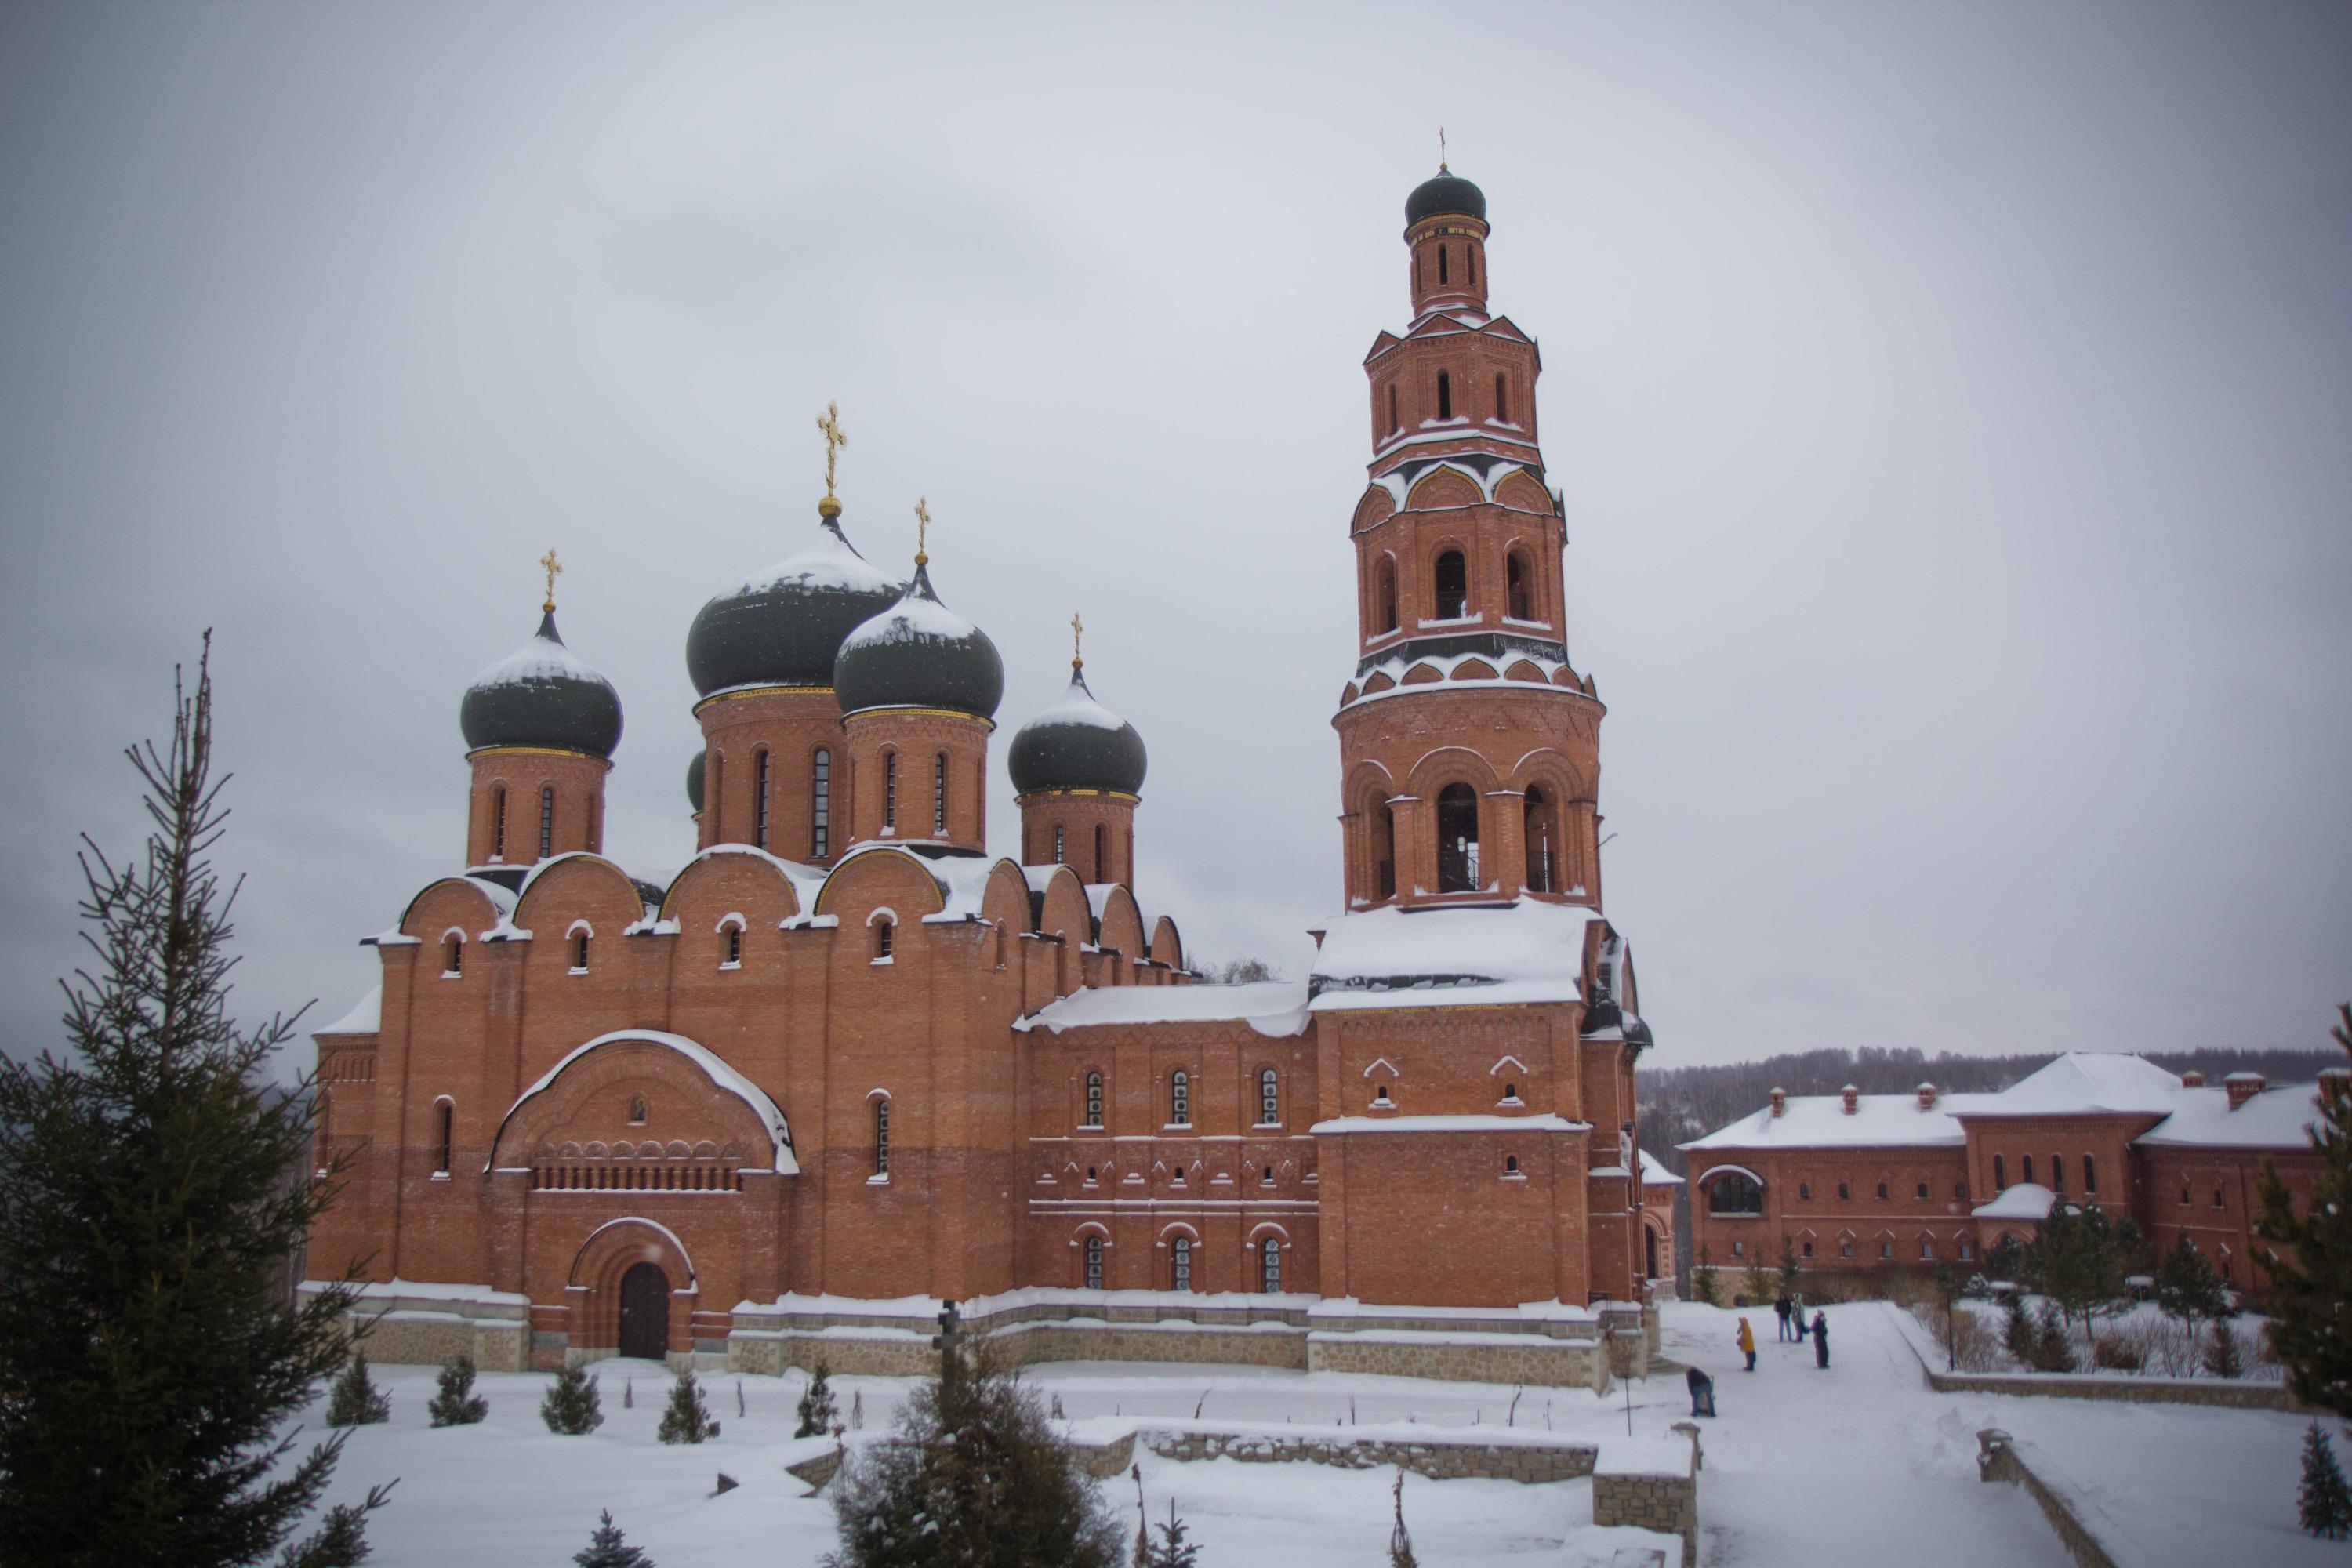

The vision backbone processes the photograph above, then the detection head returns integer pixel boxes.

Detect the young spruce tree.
[1141,1499,1201,1568]
[657,1370,720,1444]
[2299,1421,2352,1540]
[575,1510,655,1567]
[797,1359,841,1438]
[327,1354,392,1427]
[542,1363,606,1435]
[426,1354,488,1427]
[0,639,390,1567]
[2256,1004,2352,1417]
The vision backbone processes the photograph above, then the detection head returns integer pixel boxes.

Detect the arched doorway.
[1645,1224,1660,1280]
[617,1261,670,1361]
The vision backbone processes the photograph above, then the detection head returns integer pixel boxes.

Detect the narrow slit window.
[1054,823,1065,864]
[933,752,947,837]
[724,925,742,967]
[1374,556,1398,633]
[1083,1234,1104,1290]
[1084,1071,1103,1128]
[1261,1236,1281,1293]
[2022,1155,2034,1185]
[572,931,589,971]
[491,786,506,859]
[1994,1154,2005,1189]
[875,919,894,960]
[1170,1069,1190,1127]
[586,793,597,851]
[883,753,897,831]
[873,1098,890,1176]
[445,935,463,975]
[1434,549,1467,618]
[1494,372,1508,423]
[434,1101,452,1174]
[2083,1155,2096,1195]
[539,786,555,858]
[1259,1067,1279,1124]
[1438,245,1449,285]
[1171,1235,1192,1292]
[1093,823,1108,878]
[811,748,832,858]
[1436,370,1453,420]
[1388,383,1399,434]
[753,749,771,849]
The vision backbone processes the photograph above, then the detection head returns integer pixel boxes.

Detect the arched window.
[434,1100,453,1174]
[1838,1181,1850,1200]
[586,793,598,851]
[1436,782,1480,891]
[1169,1069,1191,1127]
[1504,1153,1520,1175]
[1705,1171,1762,1214]
[2022,1154,2034,1185]
[1084,1234,1105,1290]
[1093,823,1108,878]
[873,1098,890,1176]
[1083,1071,1104,1128]
[934,751,948,836]
[2212,1184,2225,1210]
[629,1095,647,1124]
[2178,1181,2190,1207]
[572,931,590,971]
[1437,245,1448,285]
[723,925,742,967]
[1799,1181,1812,1200]
[1994,1155,2006,1190]
[1374,556,1398,633]
[1436,370,1453,420]
[1171,1235,1193,1292]
[539,786,555,858]
[1433,549,1467,618]
[2050,1155,2065,1193]
[811,748,832,858]
[1054,823,1065,864]
[1506,550,1533,619]
[1261,1236,1282,1293]
[444,935,463,976]
[874,918,894,961]
[1369,797,1395,899]
[1916,1181,1929,1200]
[490,786,507,859]
[883,753,897,832]
[1523,786,1553,893]
[1468,245,1478,287]
[1876,1181,1889,1200]
[753,748,771,849]
[1259,1068,1279,1126]
[1387,383,1400,434]
[1494,371,1507,422]
[2083,1155,2097,1195]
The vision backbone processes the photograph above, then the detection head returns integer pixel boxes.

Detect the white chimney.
[1917,1082,1937,1111]
[1769,1087,1787,1118]
[1841,1084,1859,1116]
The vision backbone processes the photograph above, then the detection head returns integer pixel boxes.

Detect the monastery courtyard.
[284,1301,2318,1567]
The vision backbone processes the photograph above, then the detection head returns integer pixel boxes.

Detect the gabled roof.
[1954,1052,2183,1117]
[1638,1149,1682,1186]
[1309,898,1602,1013]
[2136,1084,2323,1149]
[1682,1092,1987,1153]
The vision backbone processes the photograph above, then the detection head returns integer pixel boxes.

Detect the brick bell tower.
[1334,160,1606,912]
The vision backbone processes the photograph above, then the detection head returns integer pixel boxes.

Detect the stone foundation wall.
[1977,1430,2146,1568]
[1308,1333,1611,1390]
[1592,1470,1698,1567]
[1148,1428,1596,1482]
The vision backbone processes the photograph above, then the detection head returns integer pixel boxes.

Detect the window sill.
[1496,1098,1524,1109]
[867,1174,890,1186]
[568,967,588,976]
[441,971,462,980]
[718,961,741,971]
[1500,1172,1527,1182]
[430,1172,451,1183]
[1163,1123,1191,1132]
[870,956,895,967]
[1251,1123,1282,1131]
[1079,1123,1104,1132]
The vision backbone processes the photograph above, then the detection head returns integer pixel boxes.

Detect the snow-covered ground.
[291,1301,2328,1566]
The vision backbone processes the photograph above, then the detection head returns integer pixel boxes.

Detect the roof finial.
[1438,125,1447,173]
[816,400,848,517]
[539,547,563,613]
[1070,611,1084,670]
[913,495,931,567]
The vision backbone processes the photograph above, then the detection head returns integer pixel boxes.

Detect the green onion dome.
[833,561,1004,720]
[459,609,623,759]
[687,748,706,813]
[684,506,903,696]
[1406,169,1486,226]
[1008,666,1146,797]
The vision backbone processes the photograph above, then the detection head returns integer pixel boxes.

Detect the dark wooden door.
[1646,1225,1660,1280]
[617,1262,669,1360]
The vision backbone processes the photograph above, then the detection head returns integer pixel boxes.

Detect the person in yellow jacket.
[1737,1316,1757,1372]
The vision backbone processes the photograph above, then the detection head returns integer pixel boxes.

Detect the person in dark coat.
[1812,1309,1830,1368]
[1773,1293,1793,1341]
[1686,1364,1716,1417]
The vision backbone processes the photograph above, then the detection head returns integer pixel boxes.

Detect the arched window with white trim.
[1083,1071,1104,1128]
[434,1099,453,1174]
[1258,1067,1279,1126]
[443,932,463,977]
[1260,1236,1281,1293]
[1171,1235,1193,1292]
[873,1096,890,1177]
[1083,1233,1105,1290]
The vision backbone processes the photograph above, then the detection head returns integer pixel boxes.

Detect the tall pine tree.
[0,638,388,1566]
[2255,1004,2352,1417]
[2299,1421,2352,1540]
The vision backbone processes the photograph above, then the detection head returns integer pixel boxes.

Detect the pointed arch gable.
[1091,884,1145,957]
[1352,487,1398,534]
[514,854,644,942]
[659,844,806,931]
[1404,467,1479,510]
[981,859,1036,936]
[814,844,949,922]
[1149,915,1184,969]
[399,876,507,942]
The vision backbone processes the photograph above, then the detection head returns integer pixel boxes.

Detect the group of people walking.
[1689,1293,1831,1419]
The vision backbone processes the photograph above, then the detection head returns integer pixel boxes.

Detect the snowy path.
[289,1304,2324,1566]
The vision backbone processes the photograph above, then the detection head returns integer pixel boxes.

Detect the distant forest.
[1635,1044,2338,1178]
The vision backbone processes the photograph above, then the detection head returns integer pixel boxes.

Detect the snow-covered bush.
[427,1354,488,1427]
[657,1370,720,1444]
[328,1355,392,1427]
[543,1363,604,1434]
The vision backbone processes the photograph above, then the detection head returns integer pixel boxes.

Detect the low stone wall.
[1145,1428,1596,1483]
[1592,1435,1700,1568]
[321,1288,529,1373]
[1977,1429,2148,1568]
[1307,1331,1610,1390]
[1881,1301,2301,1412]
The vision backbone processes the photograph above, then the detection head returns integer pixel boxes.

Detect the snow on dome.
[1309,898,1604,1012]
[833,561,1004,720]
[459,609,623,759]
[1008,666,1148,797]
[684,508,905,697]
[735,525,900,599]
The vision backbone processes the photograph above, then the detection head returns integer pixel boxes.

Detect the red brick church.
[305,165,1661,1385]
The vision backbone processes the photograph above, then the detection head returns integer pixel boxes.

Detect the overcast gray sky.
[2,1,2347,1073]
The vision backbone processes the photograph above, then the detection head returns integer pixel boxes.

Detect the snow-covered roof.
[1308,898,1601,1013]
[1960,1053,2183,1117]
[2135,1084,2322,1150]
[1367,456,1535,511]
[1638,1149,1682,1186]
[1309,1113,1588,1136]
[1018,980,1309,1037]
[463,625,605,692]
[1682,1091,1992,1152]
[837,581,981,654]
[1972,1182,2056,1221]
[314,984,381,1037]
[489,1029,797,1175]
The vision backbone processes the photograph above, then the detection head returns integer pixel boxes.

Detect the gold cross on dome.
[1439,125,1448,172]
[1071,612,1084,669]
[539,547,562,612]
[913,495,931,565]
[816,401,848,498]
